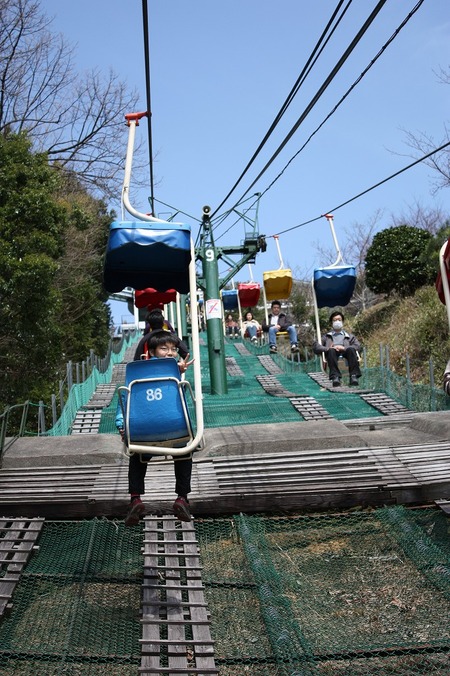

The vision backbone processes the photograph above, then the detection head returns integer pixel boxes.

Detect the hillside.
[352,285,450,385]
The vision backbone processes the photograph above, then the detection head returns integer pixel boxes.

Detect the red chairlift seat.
[135,288,177,309]
[237,282,261,307]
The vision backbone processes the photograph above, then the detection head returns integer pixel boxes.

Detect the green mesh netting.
[0,507,448,675]
[0,519,142,675]
[197,506,450,675]
[47,332,142,437]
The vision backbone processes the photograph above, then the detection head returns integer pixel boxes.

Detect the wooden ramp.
[0,441,449,517]
[0,517,44,617]
[140,515,217,675]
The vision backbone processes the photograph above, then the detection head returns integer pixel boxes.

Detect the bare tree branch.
[0,0,146,199]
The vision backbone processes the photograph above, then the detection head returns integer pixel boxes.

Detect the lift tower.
[196,198,266,394]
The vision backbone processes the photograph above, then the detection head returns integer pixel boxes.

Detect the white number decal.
[146,388,163,401]
[205,249,215,262]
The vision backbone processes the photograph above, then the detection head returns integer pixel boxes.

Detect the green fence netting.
[47,332,142,437]
[0,506,448,675]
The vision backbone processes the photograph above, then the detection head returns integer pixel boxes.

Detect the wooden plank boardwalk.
[0,517,44,617]
[140,516,217,675]
[0,440,449,518]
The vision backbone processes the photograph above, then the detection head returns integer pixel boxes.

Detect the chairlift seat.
[263,269,293,301]
[104,220,191,294]
[118,359,194,450]
[238,282,261,307]
[436,239,450,305]
[313,266,356,308]
[135,288,177,309]
[321,350,361,372]
[222,289,239,311]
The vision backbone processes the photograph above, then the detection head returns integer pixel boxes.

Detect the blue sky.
[43,0,450,325]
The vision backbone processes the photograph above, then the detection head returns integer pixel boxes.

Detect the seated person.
[262,300,298,353]
[313,310,361,387]
[116,330,194,526]
[225,314,240,338]
[135,309,189,361]
[241,311,261,343]
[144,307,174,334]
[444,360,450,396]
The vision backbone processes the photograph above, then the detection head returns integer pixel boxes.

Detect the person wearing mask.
[313,310,361,387]
[261,300,298,354]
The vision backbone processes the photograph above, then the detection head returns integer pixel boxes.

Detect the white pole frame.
[119,112,204,456]
[439,240,450,334]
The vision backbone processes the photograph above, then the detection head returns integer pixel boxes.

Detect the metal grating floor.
[360,392,411,415]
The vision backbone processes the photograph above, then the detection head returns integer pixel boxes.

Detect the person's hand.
[334,345,345,352]
[118,427,125,441]
[178,353,195,373]
[275,324,281,330]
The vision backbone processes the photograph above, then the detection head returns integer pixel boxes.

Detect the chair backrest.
[313,265,356,308]
[263,269,293,301]
[124,359,191,445]
[103,220,191,294]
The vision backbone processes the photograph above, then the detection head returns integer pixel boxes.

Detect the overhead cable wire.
[272,140,450,237]
[214,0,424,244]
[255,0,426,204]
[210,0,352,219]
[227,0,388,212]
[142,0,155,215]
[214,0,424,245]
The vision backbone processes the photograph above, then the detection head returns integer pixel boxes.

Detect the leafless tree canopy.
[0,0,142,199]
[400,66,450,196]
[390,201,448,235]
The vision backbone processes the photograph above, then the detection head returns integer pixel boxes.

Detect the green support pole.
[196,199,265,394]
[201,209,228,395]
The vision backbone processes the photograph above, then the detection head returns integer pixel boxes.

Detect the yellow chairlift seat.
[262,236,293,301]
[263,269,293,301]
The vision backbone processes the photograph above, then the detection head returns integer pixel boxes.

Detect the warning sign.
[205,299,222,320]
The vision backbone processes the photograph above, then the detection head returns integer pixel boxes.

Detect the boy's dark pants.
[128,452,192,498]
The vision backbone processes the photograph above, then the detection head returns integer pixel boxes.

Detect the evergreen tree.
[0,134,112,407]
[365,225,435,298]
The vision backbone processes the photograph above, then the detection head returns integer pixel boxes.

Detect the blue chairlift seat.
[222,289,239,311]
[118,359,195,455]
[313,265,357,309]
[103,220,191,294]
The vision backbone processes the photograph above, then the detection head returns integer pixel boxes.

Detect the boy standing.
[116,331,193,526]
